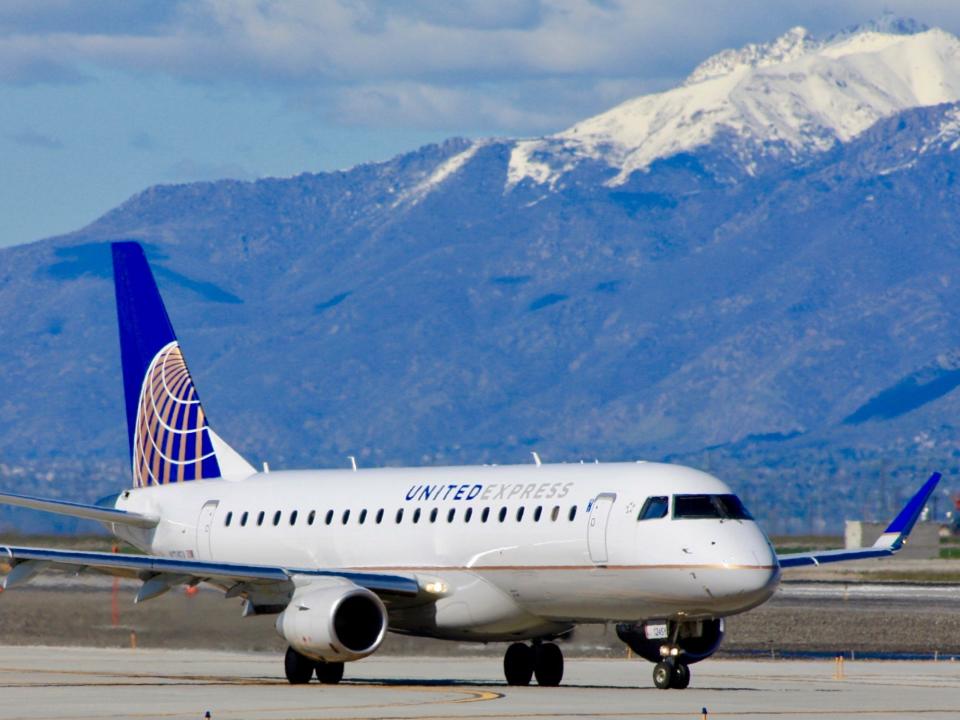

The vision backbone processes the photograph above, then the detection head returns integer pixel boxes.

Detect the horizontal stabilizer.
[0,490,158,529]
[778,472,941,568]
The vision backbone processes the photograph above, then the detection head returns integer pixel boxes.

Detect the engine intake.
[616,618,724,664]
[276,580,387,662]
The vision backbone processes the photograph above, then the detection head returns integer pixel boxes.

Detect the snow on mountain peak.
[684,26,819,86]
[507,20,960,189]
[920,106,960,155]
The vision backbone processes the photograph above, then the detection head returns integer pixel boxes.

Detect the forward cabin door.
[587,493,617,565]
[196,500,219,561]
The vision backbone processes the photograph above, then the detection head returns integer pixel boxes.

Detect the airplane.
[0,241,941,690]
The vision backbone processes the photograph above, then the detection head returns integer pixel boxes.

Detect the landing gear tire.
[534,643,564,687]
[504,642,534,686]
[315,661,344,684]
[671,663,690,690]
[284,646,314,684]
[652,661,673,690]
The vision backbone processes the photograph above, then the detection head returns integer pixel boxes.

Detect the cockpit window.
[637,496,669,521]
[673,494,752,520]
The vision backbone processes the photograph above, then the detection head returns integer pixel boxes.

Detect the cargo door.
[195,500,219,560]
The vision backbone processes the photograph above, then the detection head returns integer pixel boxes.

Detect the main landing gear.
[284,646,345,685]
[503,641,564,686]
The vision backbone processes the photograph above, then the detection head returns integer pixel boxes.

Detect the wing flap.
[777,472,941,569]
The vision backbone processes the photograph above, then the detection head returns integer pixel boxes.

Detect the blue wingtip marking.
[883,472,942,536]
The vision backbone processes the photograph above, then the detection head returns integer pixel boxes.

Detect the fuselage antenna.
[348,456,358,472]
[531,451,542,467]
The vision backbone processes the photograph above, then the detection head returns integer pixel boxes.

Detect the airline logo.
[133,341,221,487]
[405,482,573,503]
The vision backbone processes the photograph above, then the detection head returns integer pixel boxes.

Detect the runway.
[2,647,960,720]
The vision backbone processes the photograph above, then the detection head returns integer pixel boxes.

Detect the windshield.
[637,496,669,521]
[673,494,753,520]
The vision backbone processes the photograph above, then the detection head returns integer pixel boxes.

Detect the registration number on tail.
[644,623,668,640]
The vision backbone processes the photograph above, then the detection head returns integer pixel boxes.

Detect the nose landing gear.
[651,623,693,690]
[653,659,690,690]
[503,641,564,686]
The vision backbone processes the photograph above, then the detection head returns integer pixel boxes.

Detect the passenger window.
[340,509,349,524]
[481,507,490,523]
[396,508,404,524]
[638,496,669,521]
[516,506,524,522]
[429,508,438,523]
[325,509,334,525]
[413,508,421,524]
[568,505,577,521]
[464,507,473,523]
[240,511,248,527]
[447,508,456,523]
[225,511,233,527]
[376,508,384,524]
[551,506,559,522]
[359,509,367,524]
[498,507,507,522]
[272,511,281,526]
[533,506,542,522]
[307,510,316,526]
[257,511,265,526]
[289,510,298,526]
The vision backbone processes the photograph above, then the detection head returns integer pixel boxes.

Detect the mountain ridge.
[508,22,960,187]
[2,19,960,534]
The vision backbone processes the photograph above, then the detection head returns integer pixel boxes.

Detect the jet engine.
[616,619,724,664]
[276,580,387,662]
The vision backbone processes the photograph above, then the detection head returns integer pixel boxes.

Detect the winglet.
[777,471,942,569]
[873,472,942,551]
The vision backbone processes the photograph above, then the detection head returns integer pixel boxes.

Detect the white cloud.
[9,129,63,149]
[2,1,960,134]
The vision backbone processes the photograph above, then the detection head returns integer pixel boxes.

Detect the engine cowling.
[276,580,387,662]
[616,619,724,665]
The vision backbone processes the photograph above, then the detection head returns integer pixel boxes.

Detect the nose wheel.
[653,660,690,690]
[503,641,564,686]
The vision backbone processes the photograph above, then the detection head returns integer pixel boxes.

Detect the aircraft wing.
[777,472,941,568]
[0,545,421,605]
[0,490,158,529]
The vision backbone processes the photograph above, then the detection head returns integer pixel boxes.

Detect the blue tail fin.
[112,242,253,487]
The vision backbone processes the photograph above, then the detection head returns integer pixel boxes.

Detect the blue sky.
[3,0,960,248]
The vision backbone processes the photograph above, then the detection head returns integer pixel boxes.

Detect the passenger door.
[587,493,617,565]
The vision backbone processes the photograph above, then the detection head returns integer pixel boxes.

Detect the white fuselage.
[113,461,780,641]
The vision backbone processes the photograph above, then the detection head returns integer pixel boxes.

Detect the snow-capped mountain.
[4,19,960,534]
[507,21,960,187]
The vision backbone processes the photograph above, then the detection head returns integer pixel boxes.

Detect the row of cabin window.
[223,504,579,529]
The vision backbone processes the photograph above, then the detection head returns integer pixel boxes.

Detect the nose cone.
[702,523,780,614]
